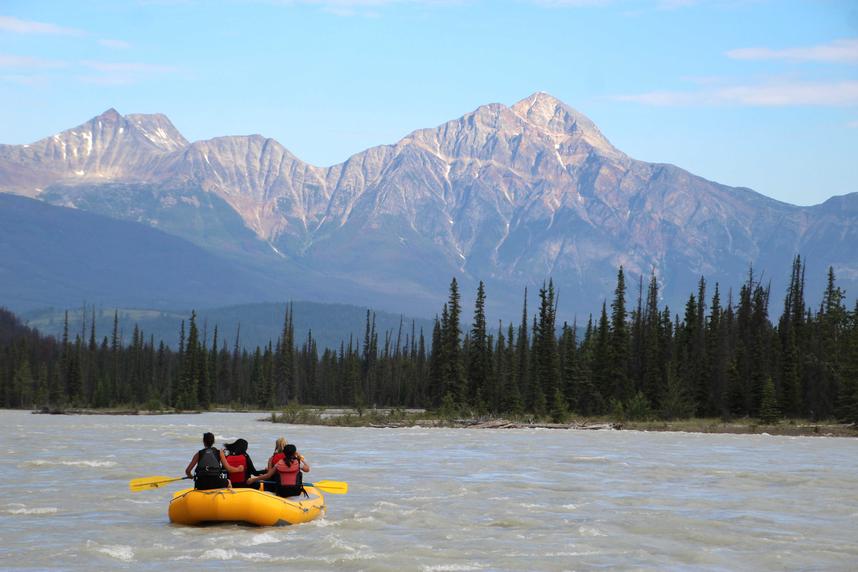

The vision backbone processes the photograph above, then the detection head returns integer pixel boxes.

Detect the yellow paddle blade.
[308,480,348,495]
[129,475,186,492]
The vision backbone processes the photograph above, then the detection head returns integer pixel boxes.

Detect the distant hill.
[0,193,294,312]
[21,301,436,352]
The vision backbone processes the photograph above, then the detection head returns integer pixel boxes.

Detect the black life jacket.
[196,447,223,478]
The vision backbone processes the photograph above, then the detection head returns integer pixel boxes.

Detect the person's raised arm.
[220,450,244,474]
[185,452,199,478]
[299,456,310,473]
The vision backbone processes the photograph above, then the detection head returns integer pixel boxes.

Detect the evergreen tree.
[502,322,524,414]
[443,278,465,405]
[641,272,662,407]
[533,280,559,415]
[592,302,611,410]
[515,289,531,412]
[176,311,200,409]
[428,317,444,407]
[758,377,781,424]
[609,267,631,403]
[838,300,858,424]
[467,281,489,406]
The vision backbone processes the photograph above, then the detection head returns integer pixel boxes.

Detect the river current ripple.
[0,411,856,571]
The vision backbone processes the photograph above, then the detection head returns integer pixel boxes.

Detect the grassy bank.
[265,405,858,437]
[25,404,857,437]
[31,407,200,415]
[618,418,858,437]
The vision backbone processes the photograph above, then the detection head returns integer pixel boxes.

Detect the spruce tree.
[443,278,465,405]
[609,267,631,403]
[593,302,611,409]
[758,377,781,424]
[176,311,200,409]
[503,322,524,414]
[467,281,489,406]
[534,281,560,415]
[515,289,530,412]
[838,300,858,424]
[428,317,444,407]
[641,272,662,407]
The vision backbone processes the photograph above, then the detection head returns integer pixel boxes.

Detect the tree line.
[1,256,857,423]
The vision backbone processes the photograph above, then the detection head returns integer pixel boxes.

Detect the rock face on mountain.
[1,93,855,317]
[0,108,186,196]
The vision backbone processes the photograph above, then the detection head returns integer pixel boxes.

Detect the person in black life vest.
[223,438,263,489]
[184,432,243,490]
[247,444,309,498]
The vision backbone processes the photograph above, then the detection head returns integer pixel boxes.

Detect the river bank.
[265,407,858,437]
[31,407,198,415]
[25,406,857,437]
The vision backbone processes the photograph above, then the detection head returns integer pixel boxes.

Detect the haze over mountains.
[1,93,856,321]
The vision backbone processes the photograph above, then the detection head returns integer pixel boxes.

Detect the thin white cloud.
[727,38,858,64]
[272,0,460,6]
[531,0,611,6]
[98,39,131,49]
[657,0,698,9]
[1,74,52,86]
[615,80,858,107]
[0,15,84,35]
[848,120,858,129]
[535,0,702,7]
[78,60,178,86]
[266,0,462,17]
[0,54,66,69]
[81,61,176,73]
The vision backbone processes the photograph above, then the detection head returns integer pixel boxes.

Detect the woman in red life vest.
[267,437,288,471]
[248,444,310,498]
[184,432,243,490]
[224,438,263,489]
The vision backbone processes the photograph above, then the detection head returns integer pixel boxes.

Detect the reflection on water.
[1,410,856,571]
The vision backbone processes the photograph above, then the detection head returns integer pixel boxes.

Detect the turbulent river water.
[1,410,856,571]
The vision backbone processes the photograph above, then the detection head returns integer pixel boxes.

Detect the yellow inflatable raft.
[168,486,325,526]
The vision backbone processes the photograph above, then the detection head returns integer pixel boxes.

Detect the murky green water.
[1,410,856,571]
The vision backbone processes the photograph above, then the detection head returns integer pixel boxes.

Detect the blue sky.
[1,0,856,205]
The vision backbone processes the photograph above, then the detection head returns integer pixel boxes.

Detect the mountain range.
[1,92,856,321]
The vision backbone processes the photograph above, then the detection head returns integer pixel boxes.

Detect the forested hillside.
[1,256,857,423]
[22,302,434,356]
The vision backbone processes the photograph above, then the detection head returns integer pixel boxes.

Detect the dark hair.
[203,432,215,447]
[284,444,298,467]
[226,438,248,455]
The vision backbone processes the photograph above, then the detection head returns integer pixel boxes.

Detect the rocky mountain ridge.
[1,93,856,317]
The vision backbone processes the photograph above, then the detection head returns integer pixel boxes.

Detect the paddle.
[129,475,348,495]
[305,480,348,495]
[129,475,190,492]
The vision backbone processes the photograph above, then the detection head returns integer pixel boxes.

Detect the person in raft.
[267,437,289,470]
[184,432,243,490]
[248,444,310,498]
[224,438,263,489]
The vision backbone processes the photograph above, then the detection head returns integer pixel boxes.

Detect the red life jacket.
[275,459,300,486]
[269,452,285,468]
[225,454,246,484]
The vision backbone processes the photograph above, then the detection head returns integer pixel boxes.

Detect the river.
[1,410,856,571]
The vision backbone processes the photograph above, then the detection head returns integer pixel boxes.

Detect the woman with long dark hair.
[223,438,263,488]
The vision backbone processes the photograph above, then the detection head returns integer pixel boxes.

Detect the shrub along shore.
[265,405,857,437]
[26,404,856,437]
